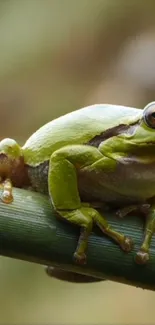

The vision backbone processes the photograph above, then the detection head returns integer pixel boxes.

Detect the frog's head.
[129,102,155,144]
[118,102,155,160]
[0,138,25,185]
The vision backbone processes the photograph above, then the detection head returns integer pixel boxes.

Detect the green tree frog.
[1,102,155,265]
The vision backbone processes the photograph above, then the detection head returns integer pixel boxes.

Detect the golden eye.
[143,102,155,129]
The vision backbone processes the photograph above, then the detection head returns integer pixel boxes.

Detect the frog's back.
[23,104,142,166]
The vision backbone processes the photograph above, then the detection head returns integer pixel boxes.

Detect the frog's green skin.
[1,102,155,265]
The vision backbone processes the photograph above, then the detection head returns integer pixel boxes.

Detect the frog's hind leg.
[48,144,133,264]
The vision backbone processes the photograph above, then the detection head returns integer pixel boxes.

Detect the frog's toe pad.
[116,209,125,218]
[135,250,149,265]
[74,252,87,265]
[1,192,13,204]
[121,237,133,252]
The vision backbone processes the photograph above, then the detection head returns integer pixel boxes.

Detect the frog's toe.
[1,191,13,203]
[121,236,133,252]
[135,250,149,265]
[116,209,124,218]
[74,252,87,265]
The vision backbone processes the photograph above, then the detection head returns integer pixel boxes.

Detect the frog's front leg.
[48,144,133,264]
[135,205,155,264]
[116,203,155,265]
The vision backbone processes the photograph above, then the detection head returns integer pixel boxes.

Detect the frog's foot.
[74,252,87,265]
[1,179,13,203]
[135,249,149,265]
[135,227,153,265]
[120,236,133,252]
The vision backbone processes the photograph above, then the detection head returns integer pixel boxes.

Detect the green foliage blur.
[1,0,155,323]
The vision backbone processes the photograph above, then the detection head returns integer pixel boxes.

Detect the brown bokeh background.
[1,1,155,324]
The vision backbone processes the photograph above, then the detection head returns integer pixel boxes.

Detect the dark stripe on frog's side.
[27,160,49,194]
[87,122,139,147]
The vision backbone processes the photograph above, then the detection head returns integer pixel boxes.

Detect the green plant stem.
[0,187,155,290]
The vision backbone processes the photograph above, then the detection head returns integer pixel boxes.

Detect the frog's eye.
[143,102,155,129]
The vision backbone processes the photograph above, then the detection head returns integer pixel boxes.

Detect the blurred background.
[1,0,155,323]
